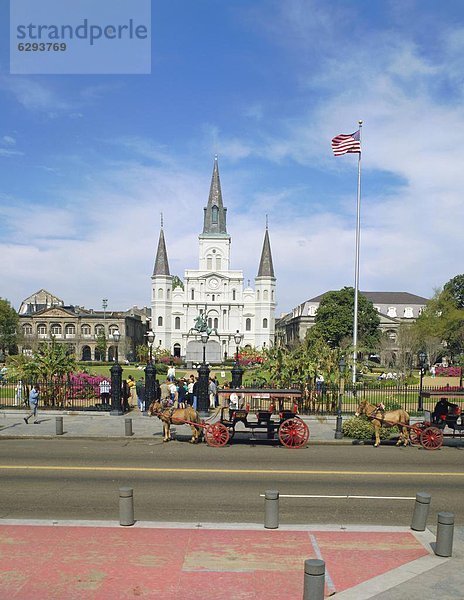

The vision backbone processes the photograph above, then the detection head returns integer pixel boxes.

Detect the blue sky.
[1,0,464,316]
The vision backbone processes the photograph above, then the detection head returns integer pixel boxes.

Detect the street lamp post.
[196,330,210,415]
[334,356,346,439]
[110,329,123,415]
[418,351,427,411]
[231,330,244,389]
[145,329,156,412]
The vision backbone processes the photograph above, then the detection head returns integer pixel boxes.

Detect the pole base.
[334,431,343,440]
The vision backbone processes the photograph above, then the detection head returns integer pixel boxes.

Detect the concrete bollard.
[264,490,279,529]
[119,487,135,526]
[411,492,431,531]
[435,512,454,557]
[303,559,325,600]
[125,418,133,437]
[55,416,64,436]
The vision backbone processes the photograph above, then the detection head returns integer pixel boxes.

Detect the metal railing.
[0,379,112,411]
[1,378,462,415]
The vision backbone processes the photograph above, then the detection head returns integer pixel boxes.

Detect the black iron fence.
[1,378,462,415]
[0,379,112,411]
[225,383,464,417]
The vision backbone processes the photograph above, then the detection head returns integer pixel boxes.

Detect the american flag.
[331,130,361,156]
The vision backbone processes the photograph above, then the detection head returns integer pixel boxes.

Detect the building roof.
[308,291,428,305]
[200,155,229,238]
[257,227,275,278]
[152,227,171,276]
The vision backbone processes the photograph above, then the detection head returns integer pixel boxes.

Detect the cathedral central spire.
[201,155,229,237]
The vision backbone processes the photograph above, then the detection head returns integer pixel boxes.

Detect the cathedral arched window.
[256,290,260,301]
[216,256,221,270]
[208,318,212,328]
[263,318,268,329]
[271,290,274,301]
[246,318,251,331]
[212,205,219,224]
[191,289,195,300]
[207,256,213,270]
[175,317,180,329]
[232,289,236,301]
[263,290,269,300]
[167,288,170,299]
[158,288,164,299]
[158,316,163,327]
[214,318,218,329]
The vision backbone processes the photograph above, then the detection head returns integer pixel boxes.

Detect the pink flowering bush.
[68,372,107,400]
[435,366,462,377]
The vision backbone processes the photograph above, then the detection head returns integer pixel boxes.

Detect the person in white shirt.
[167,365,176,382]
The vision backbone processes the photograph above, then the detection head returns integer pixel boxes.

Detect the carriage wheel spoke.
[420,426,444,450]
[204,423,230,447]
[278,418,309,449]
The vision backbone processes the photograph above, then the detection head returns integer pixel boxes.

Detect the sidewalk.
[0,410,348,442]
[0,519,461,599]
[2,410,462,448]
[1,411,463,598]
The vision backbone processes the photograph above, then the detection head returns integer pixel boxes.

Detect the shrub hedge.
[342,416,399,440]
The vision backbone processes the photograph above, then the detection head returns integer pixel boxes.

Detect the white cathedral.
[151,157,276,363]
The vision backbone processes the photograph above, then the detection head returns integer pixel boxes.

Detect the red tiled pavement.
[0,524,429,599]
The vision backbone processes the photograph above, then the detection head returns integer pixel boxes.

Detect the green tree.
[136,344,149,363]
[0,298,19,357]
[311,287,380,349]
[414,287,464,359]
[95,330,107,361]
[443,274,464,309]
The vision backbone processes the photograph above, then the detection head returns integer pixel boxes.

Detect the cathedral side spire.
[153,227,170,276]
[257,226,275,278]
[201,155,228,236]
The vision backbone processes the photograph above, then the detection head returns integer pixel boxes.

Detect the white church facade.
[151,157,276,363]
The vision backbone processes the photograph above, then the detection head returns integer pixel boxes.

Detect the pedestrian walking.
[208,378,217,409]
[167,364,176,382]
[136,377,145,412]
[24,384,40,424]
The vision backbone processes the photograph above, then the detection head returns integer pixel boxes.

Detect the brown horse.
[355,400,410,447]
[148,400,202,443]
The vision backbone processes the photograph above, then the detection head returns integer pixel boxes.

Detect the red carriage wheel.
[409,425,423,446]
[278,418,309,449]
[204,423,230,447]
[420,426,444,450]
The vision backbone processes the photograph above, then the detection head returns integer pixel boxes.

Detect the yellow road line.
[0,465,463,477]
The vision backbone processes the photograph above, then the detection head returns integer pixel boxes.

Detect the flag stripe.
[331,131,361,156]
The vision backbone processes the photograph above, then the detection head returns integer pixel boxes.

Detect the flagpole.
[352,120,363,385]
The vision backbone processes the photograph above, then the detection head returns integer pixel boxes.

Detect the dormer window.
[387,306,397,318]
[404,307,414,318]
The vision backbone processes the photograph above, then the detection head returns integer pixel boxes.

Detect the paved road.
[0,439,462,524]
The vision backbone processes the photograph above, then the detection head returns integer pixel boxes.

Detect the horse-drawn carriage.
[215,388,309,448]
[356,392,464,450]
[148,388,310,449]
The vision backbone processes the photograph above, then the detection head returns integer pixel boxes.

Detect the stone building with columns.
[151,157,276,363]
[17,289,146,361]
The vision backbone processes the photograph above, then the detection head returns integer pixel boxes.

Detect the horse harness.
[366,403,386,423]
